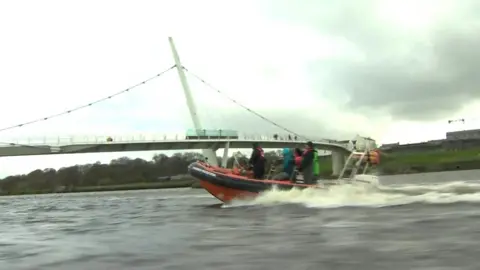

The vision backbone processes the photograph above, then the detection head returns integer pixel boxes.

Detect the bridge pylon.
[168,37,222,166]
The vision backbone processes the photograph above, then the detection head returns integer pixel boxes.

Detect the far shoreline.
[2,146,480,196]
[2,166,479,197]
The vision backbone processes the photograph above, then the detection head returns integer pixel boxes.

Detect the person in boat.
[249,142,266,179]
[272,148,296,180]
[300,141,320,184]
[287,148,303,182]
[283,148,295,178]
[294,148,302,169]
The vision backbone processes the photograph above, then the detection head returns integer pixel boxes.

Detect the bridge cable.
[183,67,310,141]
[0,65,175,134]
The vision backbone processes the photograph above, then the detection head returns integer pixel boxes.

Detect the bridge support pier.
[331,151,346,177]
[221,142,230,168]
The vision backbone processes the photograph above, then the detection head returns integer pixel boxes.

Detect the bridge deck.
[1,133,345,146]
[0,133,352,157]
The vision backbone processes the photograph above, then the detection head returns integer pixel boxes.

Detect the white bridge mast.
[168,37,219,166]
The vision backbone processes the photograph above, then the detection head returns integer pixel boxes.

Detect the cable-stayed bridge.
[0,37,371,176]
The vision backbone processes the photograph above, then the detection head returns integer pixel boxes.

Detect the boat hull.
[188,162,316,203]
[199,180,258,202]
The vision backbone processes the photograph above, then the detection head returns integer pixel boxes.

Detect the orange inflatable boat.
[188,161,320,203]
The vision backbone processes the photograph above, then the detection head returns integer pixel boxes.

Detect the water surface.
[1,170,480,270]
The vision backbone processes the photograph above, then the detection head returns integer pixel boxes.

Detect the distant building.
[446,129,480,140]
[377,128,480,153]
[379,142,400,150]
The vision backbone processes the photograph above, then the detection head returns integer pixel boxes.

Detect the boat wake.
[223,180,480,209]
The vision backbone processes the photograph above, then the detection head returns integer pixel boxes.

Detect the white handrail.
[0,132,348,148]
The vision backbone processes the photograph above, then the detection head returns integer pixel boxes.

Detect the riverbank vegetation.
[378,148,480,174]
[0,151,284,195]
[318,148,480,175]
[1,148,479,195]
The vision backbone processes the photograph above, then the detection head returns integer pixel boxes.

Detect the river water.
[1,170,480,270]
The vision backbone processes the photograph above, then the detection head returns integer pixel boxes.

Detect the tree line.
[0,150,302,195]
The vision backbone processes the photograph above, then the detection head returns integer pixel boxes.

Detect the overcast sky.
[0,0,479,177]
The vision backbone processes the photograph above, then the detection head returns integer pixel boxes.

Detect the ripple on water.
[0,180,479,269]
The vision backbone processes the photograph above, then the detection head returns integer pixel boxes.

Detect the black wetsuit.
[249,147,266,179]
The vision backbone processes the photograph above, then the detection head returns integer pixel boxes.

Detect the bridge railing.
[0,133,349,148]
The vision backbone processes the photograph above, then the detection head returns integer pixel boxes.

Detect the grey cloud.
[262,0,480,121]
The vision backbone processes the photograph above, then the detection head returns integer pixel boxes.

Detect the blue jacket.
[282,148,295,176]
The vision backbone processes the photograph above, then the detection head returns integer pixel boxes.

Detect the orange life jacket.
[294,152,302,168]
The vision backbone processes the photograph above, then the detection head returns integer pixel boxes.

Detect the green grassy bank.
[383,148,480,164]
[316,148,480,176]
[379,148,480,174]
